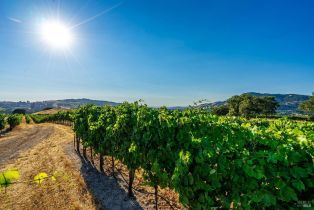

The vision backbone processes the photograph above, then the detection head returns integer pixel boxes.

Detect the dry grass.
[34,108,71,115]
[0,124,97,210]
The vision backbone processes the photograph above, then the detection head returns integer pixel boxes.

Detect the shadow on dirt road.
[78,153,143,210]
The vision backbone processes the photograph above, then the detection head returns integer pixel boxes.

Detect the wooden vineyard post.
[99,155,104,173]
[128,169,135,197]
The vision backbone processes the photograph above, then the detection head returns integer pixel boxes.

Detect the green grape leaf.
[292,179,305,191]
[0,169,20,188]
[280,186,298,201]
[290,167,307,178]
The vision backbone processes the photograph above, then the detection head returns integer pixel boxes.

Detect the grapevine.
[31,103,314,209]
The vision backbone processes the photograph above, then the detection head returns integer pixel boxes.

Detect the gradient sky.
[0,0,313,106]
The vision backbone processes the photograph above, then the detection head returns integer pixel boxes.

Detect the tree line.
[210,93,314,119]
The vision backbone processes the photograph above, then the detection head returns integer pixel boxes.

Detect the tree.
[227,94,278,117]
[12,109,26,115]
[238,94,257,117]
[227,95,242,116]
[210,104,229,116]
[0,114,6,130]
[299,94,314,118]
[7,115,22,130]
[255,96,279,116]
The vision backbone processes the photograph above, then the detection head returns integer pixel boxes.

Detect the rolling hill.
[0,93,311,114]
[0,99,119,114]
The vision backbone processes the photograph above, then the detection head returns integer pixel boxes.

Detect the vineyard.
[0,114,23,132]
[24,102,313,209]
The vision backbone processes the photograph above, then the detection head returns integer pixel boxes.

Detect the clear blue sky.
[0,0,313,106]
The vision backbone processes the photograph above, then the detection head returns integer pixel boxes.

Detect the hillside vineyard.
[31,103,314,209]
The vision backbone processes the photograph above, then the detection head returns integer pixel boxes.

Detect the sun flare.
[39,20,73,49]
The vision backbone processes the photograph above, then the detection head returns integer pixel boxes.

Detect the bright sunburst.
[39,20,73,50]
[34,1,123,53]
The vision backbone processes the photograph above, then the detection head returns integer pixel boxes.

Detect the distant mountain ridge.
[0,93,311,114]
[0,98,120,114]
[204,92,310,115]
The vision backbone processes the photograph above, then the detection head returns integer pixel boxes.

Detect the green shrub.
[0,114,6,130]
[25,115,31,124]
[12,109,26,115]
[30,114,50,123]
[7,114,22,130]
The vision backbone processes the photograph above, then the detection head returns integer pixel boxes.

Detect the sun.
[39,20,73,49]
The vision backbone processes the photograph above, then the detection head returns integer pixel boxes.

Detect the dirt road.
[0,123,98,210]
[0,124,55,167]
